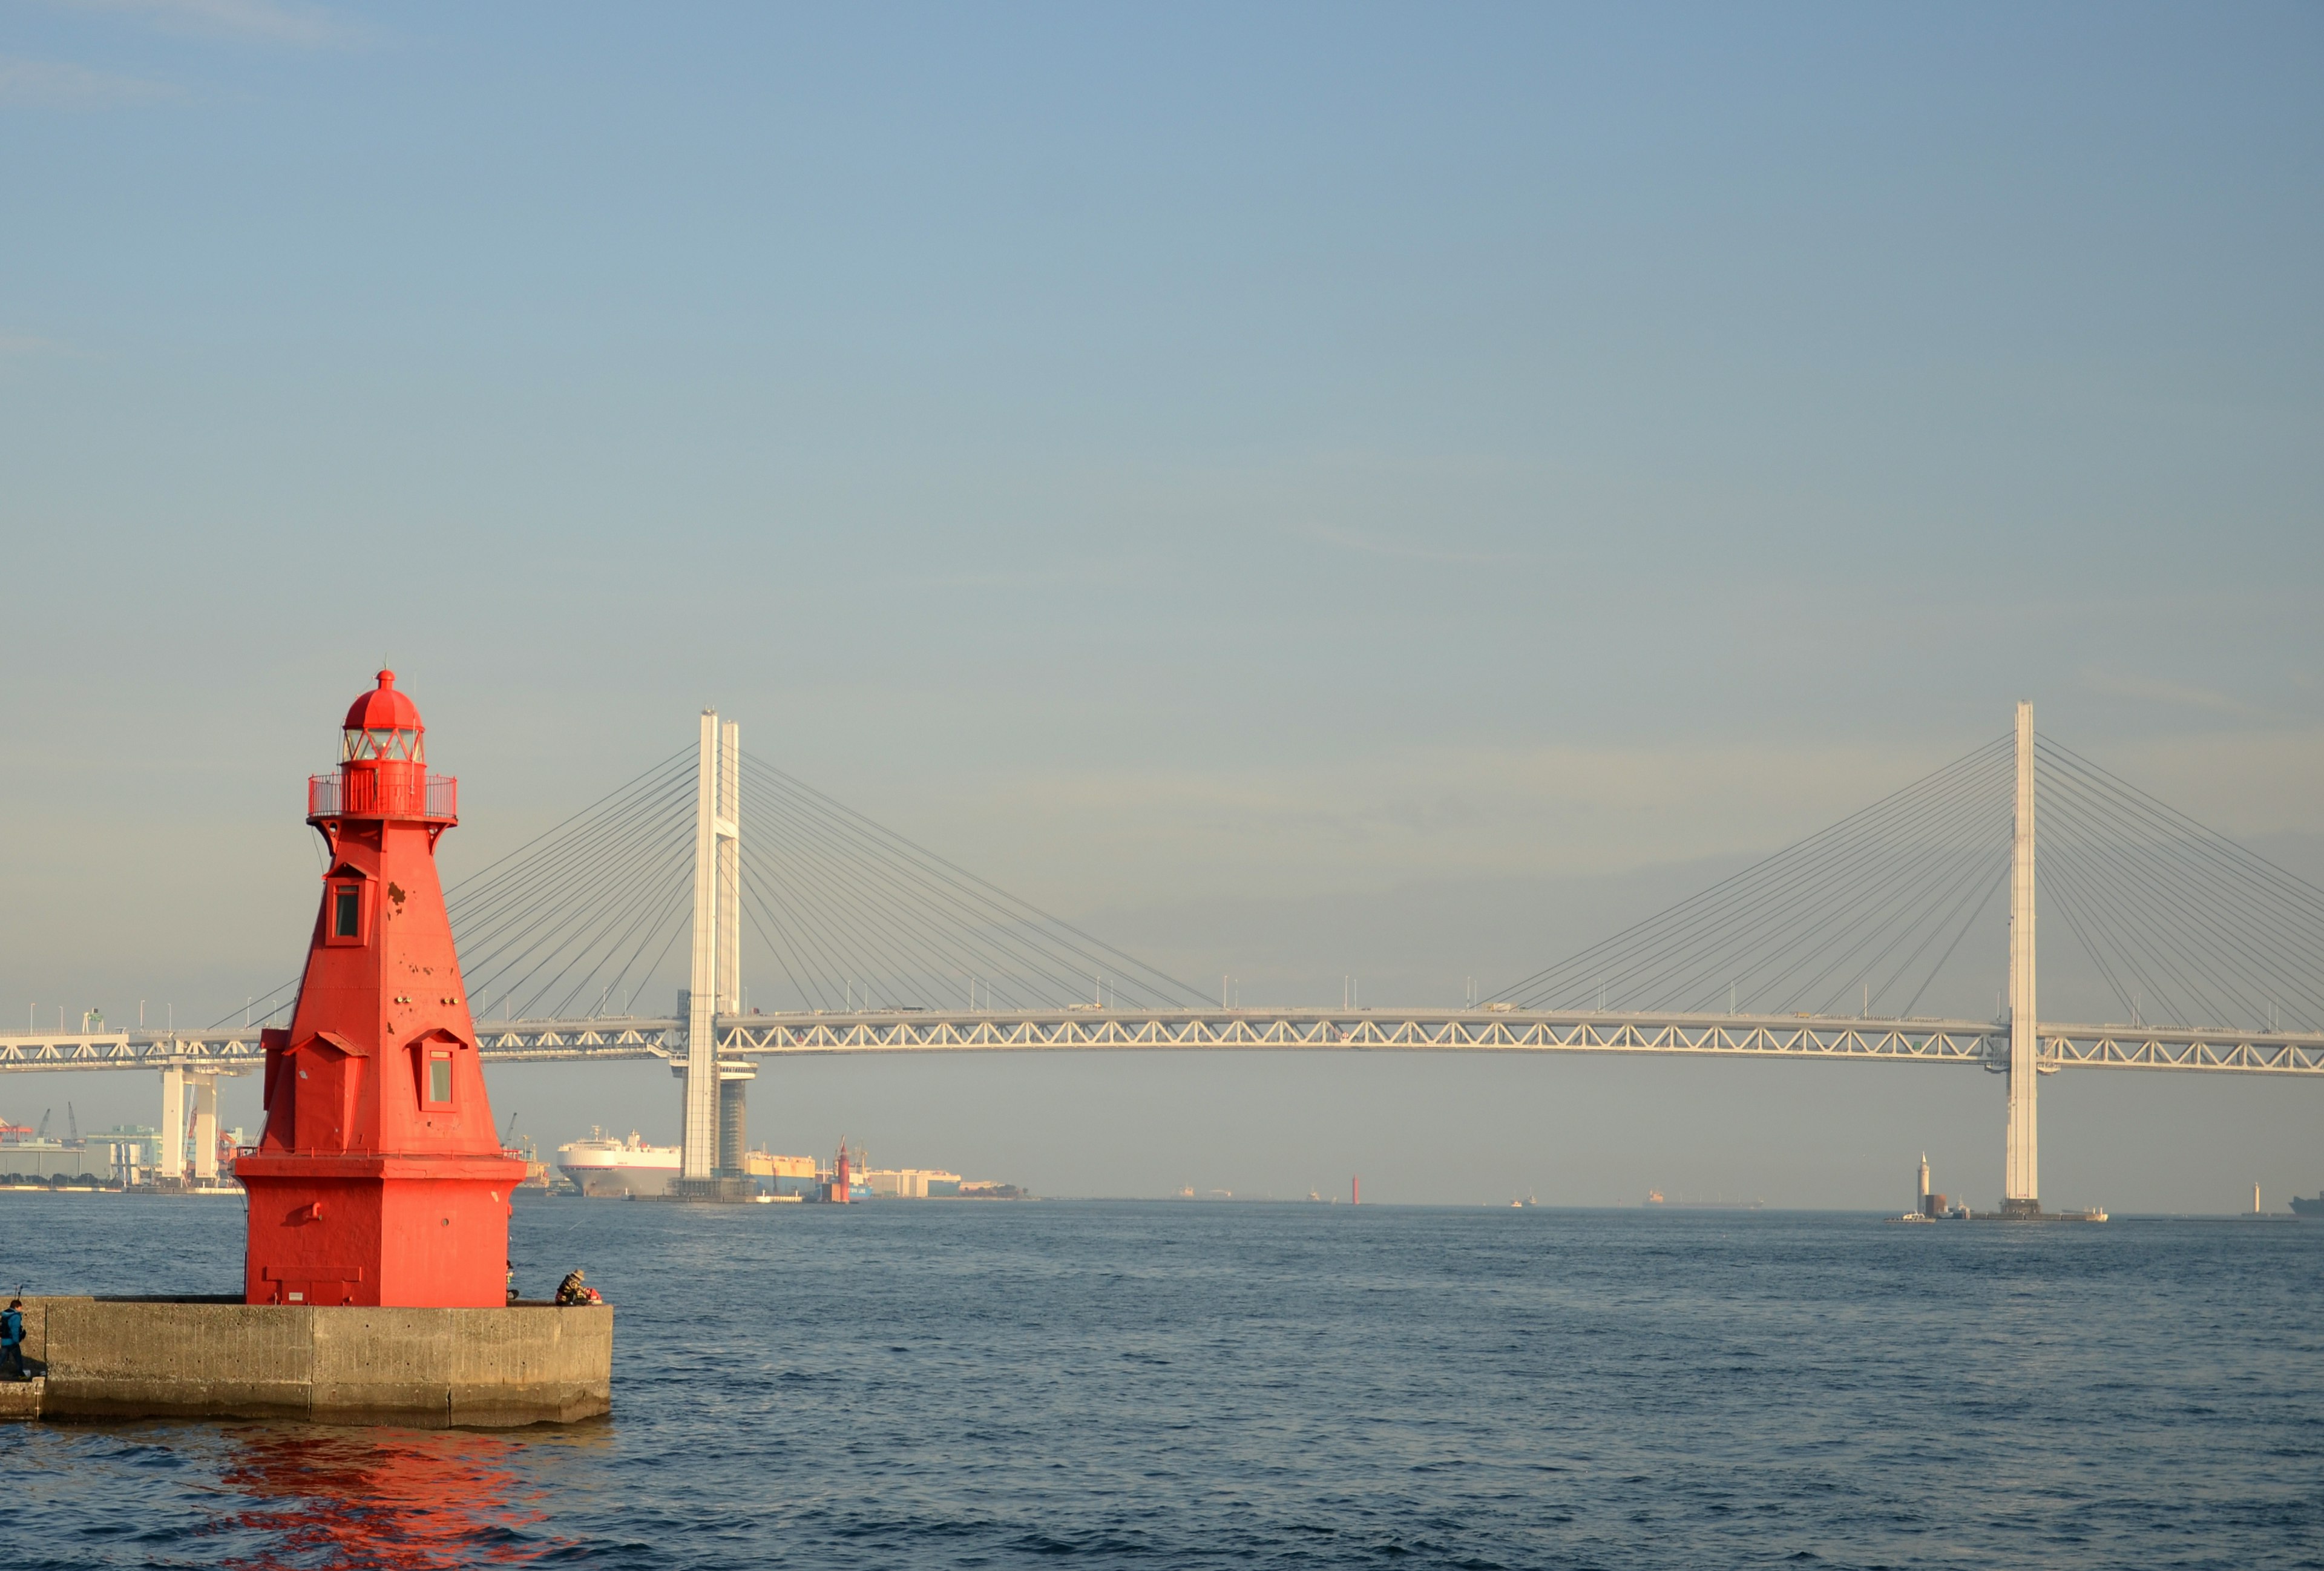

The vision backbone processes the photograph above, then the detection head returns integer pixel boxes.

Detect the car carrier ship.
[555,1128,680,1197]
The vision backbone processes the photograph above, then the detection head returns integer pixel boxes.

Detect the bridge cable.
[2037,758,2301,1022]
[1502,737,2007,1010]
[1493,735,2014,1014]
[2034,740,2324,1030]
[453,794,692,1012]
[739,775,1153,1010]
[736,753,1204,1009]
[740,785,1114,1010]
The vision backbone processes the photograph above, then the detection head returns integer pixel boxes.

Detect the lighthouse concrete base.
[11,1298,609,1426]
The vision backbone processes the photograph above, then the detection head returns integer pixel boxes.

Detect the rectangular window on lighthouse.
[333,886,362,939]
[428,1052,453,1106]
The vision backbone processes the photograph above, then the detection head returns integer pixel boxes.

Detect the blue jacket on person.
[0,1308,21,1346]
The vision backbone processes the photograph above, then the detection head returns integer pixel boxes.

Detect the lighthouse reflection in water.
[209,1423,593,1569]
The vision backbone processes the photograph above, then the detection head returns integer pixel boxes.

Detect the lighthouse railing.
[308,772,459,821]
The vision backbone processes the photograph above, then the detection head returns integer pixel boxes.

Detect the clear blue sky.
[3,2,2319,1209]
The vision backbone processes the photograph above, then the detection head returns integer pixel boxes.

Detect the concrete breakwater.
[4,1297,611,1426]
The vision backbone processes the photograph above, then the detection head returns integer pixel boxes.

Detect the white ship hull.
[557,1160,678,1197]
[556,1130,680,1197]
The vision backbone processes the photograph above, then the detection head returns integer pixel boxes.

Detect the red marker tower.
[238,671,524,1307]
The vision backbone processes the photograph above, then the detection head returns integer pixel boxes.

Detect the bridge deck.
[3,1011,2320,1074]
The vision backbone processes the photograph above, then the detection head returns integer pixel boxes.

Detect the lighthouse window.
[428,1053,453,1105]
[340,727,421,762]
[333,885,362,939]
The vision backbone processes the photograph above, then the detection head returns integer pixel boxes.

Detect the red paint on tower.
[237,672,524,1308]
[1352,1174,1359,1207]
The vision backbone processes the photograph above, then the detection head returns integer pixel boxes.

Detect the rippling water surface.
[2,1194,2320,1568]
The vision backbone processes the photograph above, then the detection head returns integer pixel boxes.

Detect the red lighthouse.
[238,671,524,1308]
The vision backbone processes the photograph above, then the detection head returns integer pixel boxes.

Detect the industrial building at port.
[2,1110,997,1200]
[1,1113,248,1187]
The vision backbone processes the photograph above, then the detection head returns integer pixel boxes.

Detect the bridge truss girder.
[714,1010,2007,1062]
[9,1010,2319,1075]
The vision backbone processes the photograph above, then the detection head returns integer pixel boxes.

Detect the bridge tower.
[2003,699,2040,1216]
[677,710,750,1189]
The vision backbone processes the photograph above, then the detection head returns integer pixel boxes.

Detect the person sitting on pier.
[554,1270,602,1306]
[1,1299,25,1380]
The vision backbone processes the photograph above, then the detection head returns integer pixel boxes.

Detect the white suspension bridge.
[5,702,2321,1212]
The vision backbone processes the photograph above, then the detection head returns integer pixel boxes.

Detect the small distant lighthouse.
[237,671,525,1308]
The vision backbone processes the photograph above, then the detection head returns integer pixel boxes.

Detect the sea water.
[1,1194,2319,1569]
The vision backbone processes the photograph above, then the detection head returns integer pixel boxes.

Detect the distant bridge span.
[7,1007,2321,1076]
[5,697,2322,1207]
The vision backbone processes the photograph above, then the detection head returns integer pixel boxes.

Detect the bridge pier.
[669,1056,756,1194]
[718,1069,750,1176]
[158,1067,185,1182]
[2003,699,2040,1217]
[153,1062,245,1186]
[191,1073,219,1180]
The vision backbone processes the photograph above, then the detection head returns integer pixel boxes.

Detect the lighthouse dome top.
[344,669,422,731]
[340,670,425,763]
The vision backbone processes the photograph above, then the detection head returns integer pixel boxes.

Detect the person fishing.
[1,1299,27,1381]
[554,1270,602,1306]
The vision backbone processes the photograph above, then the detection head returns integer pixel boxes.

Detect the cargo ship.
[1645,1190,1763,1210]
[2293,1193,2324,1218]
[556,1128,680,1197]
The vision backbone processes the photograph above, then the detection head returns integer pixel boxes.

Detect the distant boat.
[556,1127,678,1197]
[2292,1193,2324,1218]
[1646,1191,1763,1211]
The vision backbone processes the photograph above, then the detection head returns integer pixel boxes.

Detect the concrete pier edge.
[3,1297,611,1427]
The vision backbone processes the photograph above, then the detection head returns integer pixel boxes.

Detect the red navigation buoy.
[237,671,525,1307]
